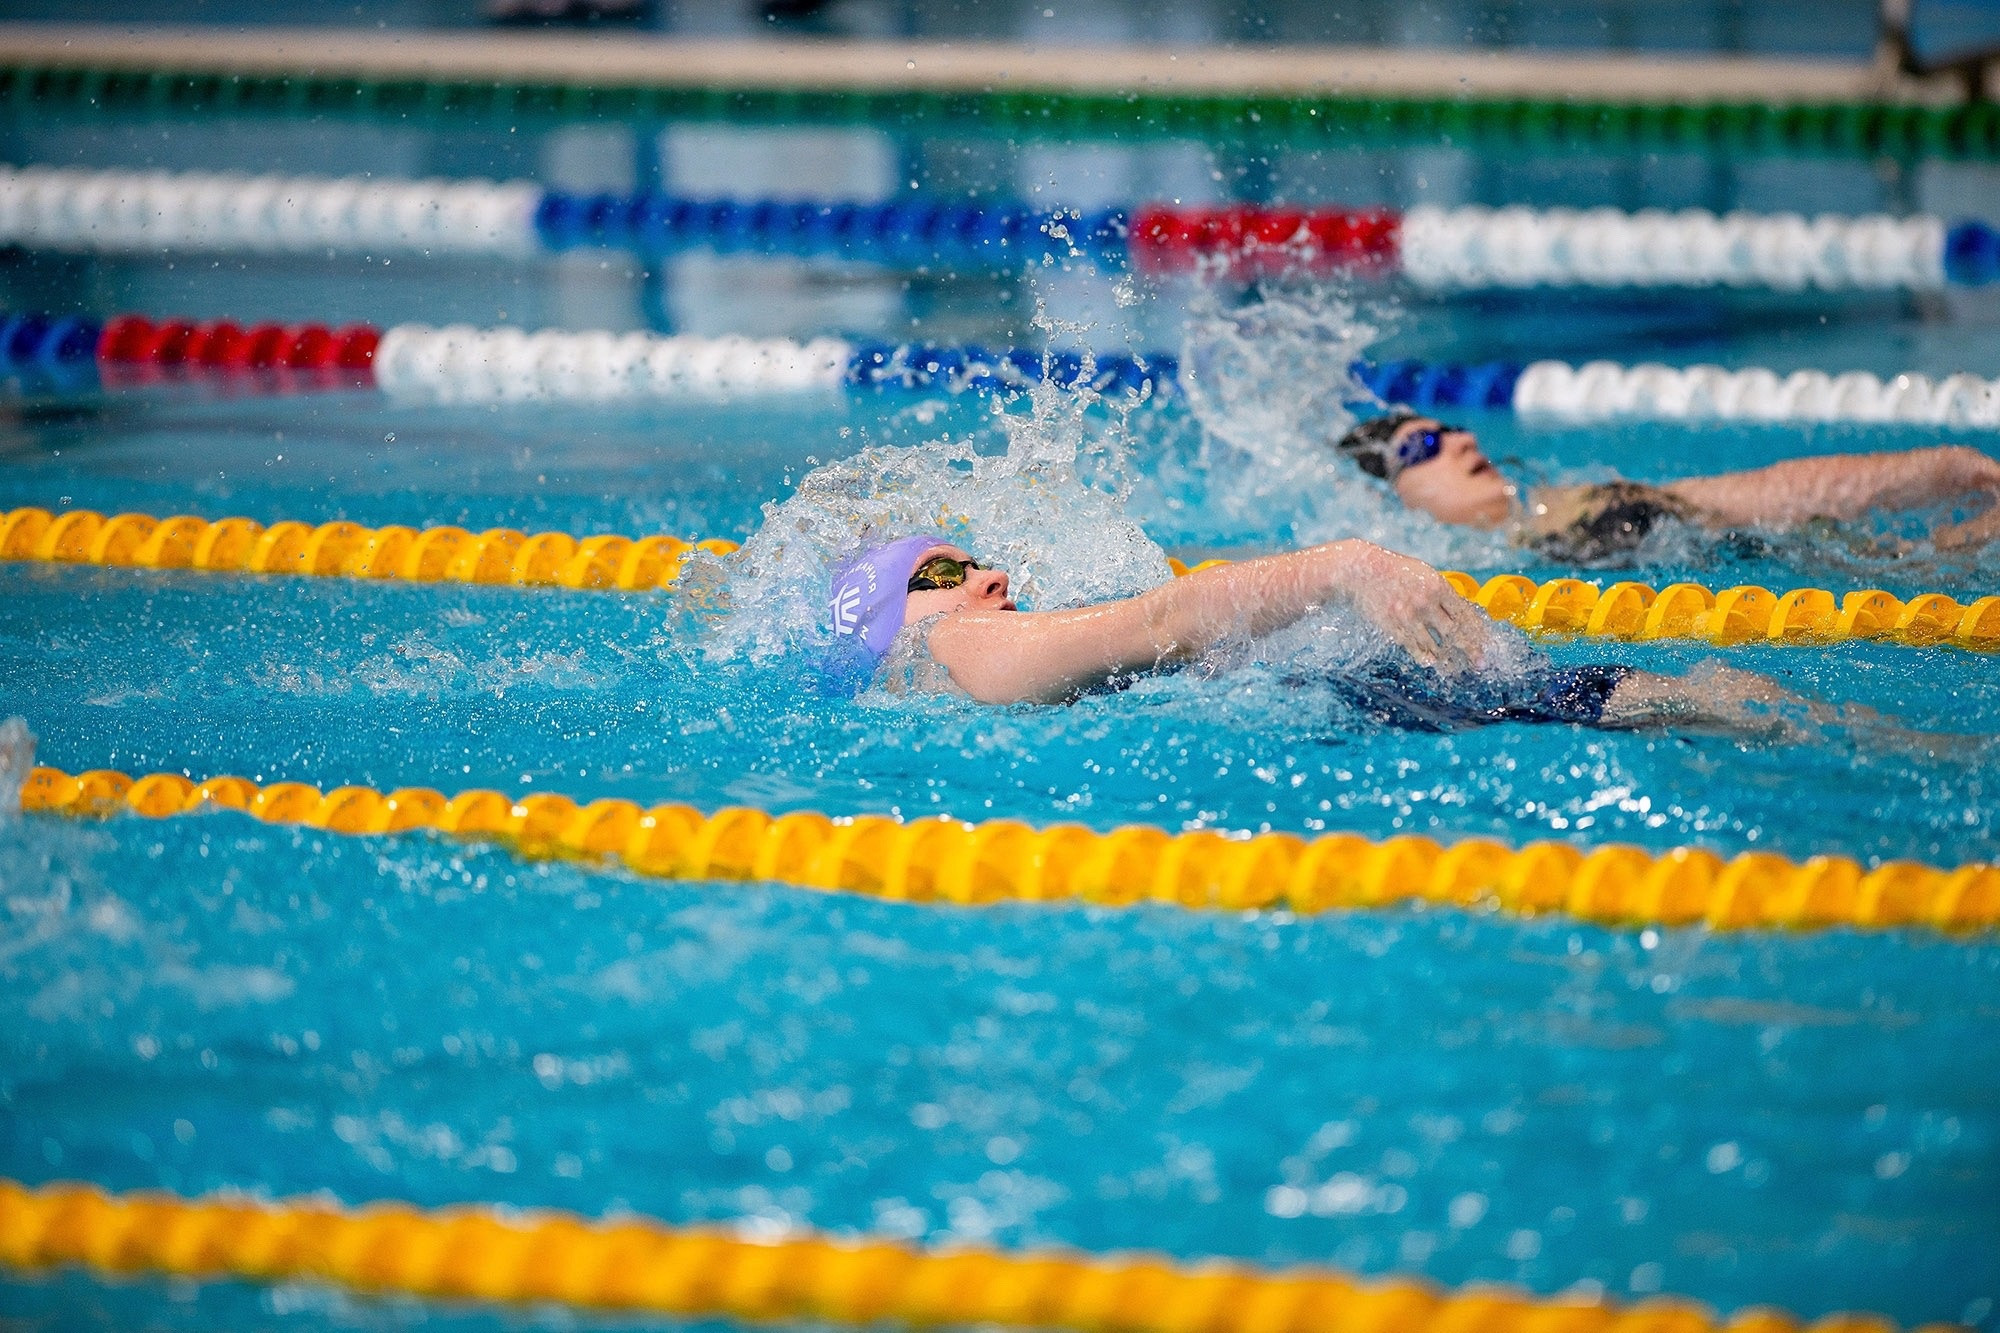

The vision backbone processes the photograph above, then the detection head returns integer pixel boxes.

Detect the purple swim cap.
[827,534,946,663]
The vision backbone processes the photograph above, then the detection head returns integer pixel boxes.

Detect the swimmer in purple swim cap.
[822,532,1878,739]
[828,535,1017,662]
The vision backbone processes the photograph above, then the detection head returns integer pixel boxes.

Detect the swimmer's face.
[904,544,1016,620]
[1390,418,1515,528]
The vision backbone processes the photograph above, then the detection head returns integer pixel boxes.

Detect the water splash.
[1160,284,1515,568]
[1178,283,1375,469]
[700,345,1172,668]
[0,716,34,817]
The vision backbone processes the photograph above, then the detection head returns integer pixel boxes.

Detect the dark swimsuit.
[1321,660,1636,732]
[1525,482,1696,564]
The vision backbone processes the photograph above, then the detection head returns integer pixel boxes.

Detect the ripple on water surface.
[2,563,1997,867]
[0,811,1995,1329]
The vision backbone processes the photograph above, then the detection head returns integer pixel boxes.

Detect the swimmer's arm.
[1603,661,1952,750]
[926,540,1491,705]
[1599,662,1824,738]
[1662,446,2000,528]
[1934,506,2000,549]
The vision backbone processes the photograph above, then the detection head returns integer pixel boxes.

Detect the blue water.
[3,498,2000,1330]
[5,35,2000,1333]
[3,561,1998,863]
[2,809,1997,1327]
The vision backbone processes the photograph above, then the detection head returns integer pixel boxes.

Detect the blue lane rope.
[0,312,102,392]
[844,346,1524,410]
[1945,220,2000,285]
[533,189,2000,287]
[532,191,1132,266]
[1351,358,1526,410]
[843,343,1181,397]
[0,312,101,368]
[2,161,1996,288]
[18,306,1996,432]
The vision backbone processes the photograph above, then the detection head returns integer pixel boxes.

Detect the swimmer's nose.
[971,567,1010,602]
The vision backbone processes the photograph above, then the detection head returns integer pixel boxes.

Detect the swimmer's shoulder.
[876,614,971,698]
[1516,483,1640,542]
[1526,480,1691,526]
[1515,480,1700,562]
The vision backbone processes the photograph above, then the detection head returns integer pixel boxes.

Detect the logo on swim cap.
[830,574,870,635]
[825,535,939,663]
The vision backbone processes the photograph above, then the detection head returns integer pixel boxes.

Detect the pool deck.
[0,22,1966,105]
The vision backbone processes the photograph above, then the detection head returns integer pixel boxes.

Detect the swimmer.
[825,533,1806,735]
[1334,409,2000,563]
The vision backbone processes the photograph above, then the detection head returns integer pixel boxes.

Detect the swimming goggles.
[907,554,982,592]
[1392,423,1456,472]
[1334,411,1460,483]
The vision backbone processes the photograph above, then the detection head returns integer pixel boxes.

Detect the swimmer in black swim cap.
[1336,410,2000,564]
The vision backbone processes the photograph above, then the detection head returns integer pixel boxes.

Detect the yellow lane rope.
[0,505,739,592]
[1168,558,2000,651]
[23,766,1999,932]
[6,505,1996,649]
[0,1178,1927,1333]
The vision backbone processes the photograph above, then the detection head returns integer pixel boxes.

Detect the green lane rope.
[1,60,1995,160]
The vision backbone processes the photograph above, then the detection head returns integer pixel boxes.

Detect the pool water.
[3,37,2000,1333]
[3,811,1997,1327]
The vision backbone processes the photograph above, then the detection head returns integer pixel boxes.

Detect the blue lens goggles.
[1395,425,1451,472]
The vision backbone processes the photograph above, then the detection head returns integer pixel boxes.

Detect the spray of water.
[1178,282,1373,468]
[686,283,1561,703]
[1161,283,1515,568]
[697,329,1173,669]
[0,716,35,817]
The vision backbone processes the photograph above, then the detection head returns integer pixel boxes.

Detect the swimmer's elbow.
[1933,445,2000,489]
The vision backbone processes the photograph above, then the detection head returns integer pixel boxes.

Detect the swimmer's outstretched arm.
[1661,445,2000,532]
[1603,661,1971,756]
[927,540,1492,705]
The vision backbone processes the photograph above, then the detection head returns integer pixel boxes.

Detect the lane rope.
[12,306,2000,432]
[5,505,1995,651]
[1410,568,2000,652]
[1,165,1995,290]
[0,1177,1916,1333]
[1502,360,2000,428]
[375,325,851,402]
[0,308,1173,403]
[0,506,737,591]
[22,765,2000,933]
[367,327,1165,405]
[4,53,2000,163]
[1389,204,1954,290]
[0,164,539,257]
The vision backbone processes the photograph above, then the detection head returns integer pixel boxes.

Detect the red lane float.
[94,315,380,382]
[1128,204,1401,276]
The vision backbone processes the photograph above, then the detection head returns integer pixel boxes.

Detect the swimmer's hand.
[1598,661,1977,754]
[1934,504,2000,551]
[1329,542,1494,674]
[1596,661,1807,740]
